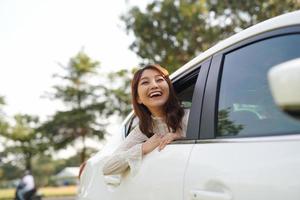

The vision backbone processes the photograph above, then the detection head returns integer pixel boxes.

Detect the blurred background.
[0,0,299,199]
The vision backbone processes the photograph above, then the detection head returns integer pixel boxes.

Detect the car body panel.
[108,144,194,200]
[184,135,300,200]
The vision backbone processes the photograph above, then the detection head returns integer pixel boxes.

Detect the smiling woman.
[101,64,189,176]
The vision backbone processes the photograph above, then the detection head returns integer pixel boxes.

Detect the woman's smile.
[148,90,162,98]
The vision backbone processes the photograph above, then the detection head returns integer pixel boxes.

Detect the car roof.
[170,10,300,80]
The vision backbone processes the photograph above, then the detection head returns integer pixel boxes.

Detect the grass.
[0,188,14,199]
[0,185,77,200]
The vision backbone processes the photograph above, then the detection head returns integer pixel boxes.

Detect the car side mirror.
[268,58,300,119]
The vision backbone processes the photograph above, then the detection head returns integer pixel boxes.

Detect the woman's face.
[137,69,170,114]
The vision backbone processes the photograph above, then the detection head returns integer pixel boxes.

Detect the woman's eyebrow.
[140,75,162,81]
[140,77,149,81]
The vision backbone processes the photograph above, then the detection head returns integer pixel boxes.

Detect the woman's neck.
[149,107,166,119]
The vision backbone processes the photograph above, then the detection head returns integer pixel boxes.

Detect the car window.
[176,83,195,109]
[125,70,199,137]
[217,34,300,137]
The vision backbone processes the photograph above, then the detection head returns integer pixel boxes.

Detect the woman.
[102,64,189,176]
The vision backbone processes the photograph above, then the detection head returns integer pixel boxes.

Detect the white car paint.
[184,135,300,200]
[107,144,194,200]
[78,142,195,200]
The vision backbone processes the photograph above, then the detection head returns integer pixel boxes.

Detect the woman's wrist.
[142,143,147,155]
[142,143,151,155]
[173,132,183,140]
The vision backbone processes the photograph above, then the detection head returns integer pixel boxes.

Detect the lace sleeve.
[102,126,148,176]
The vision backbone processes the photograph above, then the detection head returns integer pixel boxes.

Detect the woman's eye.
[157,78,164,82]
[141,81,148,85]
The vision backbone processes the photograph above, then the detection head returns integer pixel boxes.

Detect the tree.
[0,95,8,170]
[0,162,23,183]
[0,96,8,135]
[122,0,300,72]
[40,50,107,163]
[104,68,138,119]
[0,96,4,108]
[0,114,47,171]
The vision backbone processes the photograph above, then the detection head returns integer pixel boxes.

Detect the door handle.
[190,189,232,200]
[104,175,121,186]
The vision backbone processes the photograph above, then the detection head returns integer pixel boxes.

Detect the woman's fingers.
[158,143,166,151]
[158,137,172,151]
[157,133,179,151]
[148,133,177,152]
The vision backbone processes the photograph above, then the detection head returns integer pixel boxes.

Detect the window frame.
[200,25,300,139]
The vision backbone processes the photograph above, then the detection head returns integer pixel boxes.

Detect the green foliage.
[52,50,100,108]
[0,95,8,134]
[217,108,243,136]
[0,96,4,106]
[122,0,300,72]
[0,114,47,171]
[104,68,138,119]
[0,162,22,181]
[32,148,97,187]
[41,50,107,162]
[0,150,97,187]
[33,156,57,186]
[39,108,105,150]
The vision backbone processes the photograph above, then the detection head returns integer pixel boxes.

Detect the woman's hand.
[142,131,184,155]
[158,132,183,151]
[142,134,161,155]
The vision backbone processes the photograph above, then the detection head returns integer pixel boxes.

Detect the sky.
[0,0,148,122]
[0,0,150,157]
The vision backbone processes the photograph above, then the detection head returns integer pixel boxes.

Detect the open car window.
[125,69,199,137]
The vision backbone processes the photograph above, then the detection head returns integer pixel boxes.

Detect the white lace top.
[102,110,189,176]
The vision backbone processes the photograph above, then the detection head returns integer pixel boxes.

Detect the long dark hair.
[131,64,184,137]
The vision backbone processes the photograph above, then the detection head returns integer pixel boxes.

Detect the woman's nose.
[150,80,159,88]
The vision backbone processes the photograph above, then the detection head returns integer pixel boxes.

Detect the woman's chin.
[147,102,167,109]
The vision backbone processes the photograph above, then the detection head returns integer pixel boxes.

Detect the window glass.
[218,34,300,137]
[177,83,195,109]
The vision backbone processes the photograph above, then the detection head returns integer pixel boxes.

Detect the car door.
[105,62,209,200]
[184,27,300,200]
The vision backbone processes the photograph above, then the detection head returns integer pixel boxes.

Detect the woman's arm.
[102,126,148,176]
[141,133,162,155]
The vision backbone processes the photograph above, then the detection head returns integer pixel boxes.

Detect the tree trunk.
[80,133,86,163]
[25,152,32,170]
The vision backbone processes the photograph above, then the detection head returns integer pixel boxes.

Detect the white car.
[78,10,300,200]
